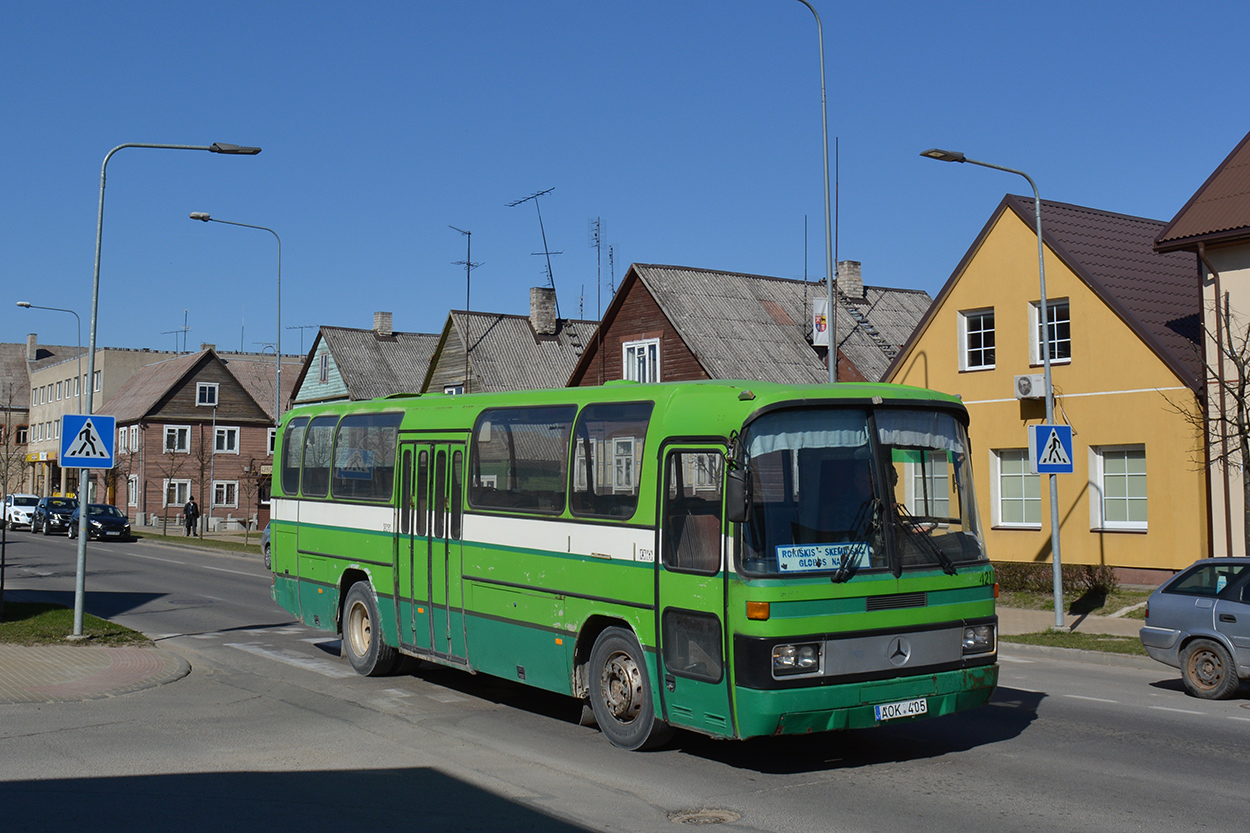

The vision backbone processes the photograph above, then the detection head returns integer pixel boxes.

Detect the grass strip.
[0,602,151,646]
[133,531,262,555]
[1001,630,1147,656]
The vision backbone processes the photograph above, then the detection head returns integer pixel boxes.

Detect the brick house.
[100,347,295,532]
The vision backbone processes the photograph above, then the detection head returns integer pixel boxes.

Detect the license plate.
[105,531,120,536]
[874,698,928,721]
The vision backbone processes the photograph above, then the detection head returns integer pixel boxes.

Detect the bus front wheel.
[588,627,673,751]
[342,581,399,677]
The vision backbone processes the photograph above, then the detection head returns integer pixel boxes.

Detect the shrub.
[992,562,1119,596]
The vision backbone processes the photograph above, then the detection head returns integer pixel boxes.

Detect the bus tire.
[588,627,673,751]
[342,581,399,677]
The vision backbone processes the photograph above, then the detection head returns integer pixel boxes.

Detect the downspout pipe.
[1198,242,1232,557]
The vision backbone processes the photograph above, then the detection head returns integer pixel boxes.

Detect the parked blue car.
[1140,557,1250,699]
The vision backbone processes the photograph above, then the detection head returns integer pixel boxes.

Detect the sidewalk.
[997,605,1144,637]
[0,643,189,704]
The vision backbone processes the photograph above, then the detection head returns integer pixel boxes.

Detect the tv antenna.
[450,225,483,391]
[507,187,561,319]
[162,309,190,353]
[588,217,603,321]
[285,325,318,355]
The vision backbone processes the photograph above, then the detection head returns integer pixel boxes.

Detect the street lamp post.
[792,0,837,382]
[69,141,261,638]
[16,301,83,499]
[921,147,1065,628]
[189,213,282,426]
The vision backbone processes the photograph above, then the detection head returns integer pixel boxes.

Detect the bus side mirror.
[725,468,748,523]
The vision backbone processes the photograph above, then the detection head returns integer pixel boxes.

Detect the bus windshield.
[737,406,986,578]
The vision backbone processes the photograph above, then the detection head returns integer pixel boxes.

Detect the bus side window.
[663,451,724,574]
[400,450,412,535]
[417,450,429,537]
[451,450,463,540]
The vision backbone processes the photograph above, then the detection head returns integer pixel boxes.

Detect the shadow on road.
[0,768,597,833]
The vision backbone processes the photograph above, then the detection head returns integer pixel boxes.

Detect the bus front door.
[398,441,467,664]
[656,447,733,738]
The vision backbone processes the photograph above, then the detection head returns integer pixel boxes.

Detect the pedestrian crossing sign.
[1029,424,1073,474]
[61,414,116,469]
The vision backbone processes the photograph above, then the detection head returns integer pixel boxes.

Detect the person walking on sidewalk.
[184,497,200,537]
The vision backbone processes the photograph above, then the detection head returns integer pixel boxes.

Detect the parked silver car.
[1140,557,1250,699]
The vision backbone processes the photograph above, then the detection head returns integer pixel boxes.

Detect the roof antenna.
[450,225,482,393]
[507,188,561,319]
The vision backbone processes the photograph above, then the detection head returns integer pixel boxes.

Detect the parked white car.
[3,493,40,530]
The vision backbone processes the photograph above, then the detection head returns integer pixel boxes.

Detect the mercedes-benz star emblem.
[887,637,912,666]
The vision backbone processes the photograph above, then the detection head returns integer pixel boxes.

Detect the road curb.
[999,640,1159,671]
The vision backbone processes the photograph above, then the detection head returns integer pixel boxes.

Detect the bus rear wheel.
[588,627,673,751]
[342,581,399,677]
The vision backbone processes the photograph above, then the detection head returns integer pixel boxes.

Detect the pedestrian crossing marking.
[69,418,109,457]
[1039,429,1071,466]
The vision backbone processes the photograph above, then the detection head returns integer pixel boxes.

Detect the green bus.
[270,380,997,749]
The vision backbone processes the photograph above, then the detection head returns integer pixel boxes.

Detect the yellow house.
[887,195,1206,581]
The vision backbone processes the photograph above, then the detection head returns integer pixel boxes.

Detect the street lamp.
[70,141,261,638]
[921,147,1065,628]
[792,0,837,382]
[189,213,282,426]
[16,301,83,498]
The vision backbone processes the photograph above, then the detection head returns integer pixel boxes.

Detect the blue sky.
[3,1,1248,357]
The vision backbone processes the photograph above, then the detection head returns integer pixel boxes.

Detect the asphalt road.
[2,532,1248,833]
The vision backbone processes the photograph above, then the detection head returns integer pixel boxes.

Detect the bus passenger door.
[430,443,468,663]
[656,447,733,738]
[397,442,432,652]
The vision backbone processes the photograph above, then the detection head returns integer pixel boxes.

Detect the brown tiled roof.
[98,352,208,423]
[1156,128,1250,251]
[222,356,301,421]
[888,196,1202,390]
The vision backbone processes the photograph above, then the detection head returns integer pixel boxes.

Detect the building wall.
[572,279,704,386]
[292,339,349,405]
[1201,242,1250,556]
[425,326,471,394]
[890,211,1207,575]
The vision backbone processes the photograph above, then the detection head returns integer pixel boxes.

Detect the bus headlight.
[773,642,822,676]
[962,625,996,655]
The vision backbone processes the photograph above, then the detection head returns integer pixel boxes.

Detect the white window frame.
[213,480,239,509]
[1030,298,1071,366]
[267,427,277,457]
[197,382,219,407]
[622,337,660,383]
[318,353,329,384]
[215,426,240,454]
[127,475,139,507]
[93,371,101,392]
[991,448,1042,529]
[118,427,127,453]
[444,384,464,395]
[130,425,140,451]
[163,478,191,508]
[56,381,63,400]
[903,451,950,521]
[612,437,636,493]
[958,308,996,371]
[1089,444,1147,532]
[164,425,191,454]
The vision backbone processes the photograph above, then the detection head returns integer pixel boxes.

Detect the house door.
[656,446,733,738]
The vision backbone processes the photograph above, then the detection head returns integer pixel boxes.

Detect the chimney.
[838,260,864,300]
[374,311,393,337]
[26,333,37,362]
[530,287,557,335]
[201,343,216,352]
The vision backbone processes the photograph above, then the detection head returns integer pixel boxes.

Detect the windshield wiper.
[894,504,957,575]
[831,498,878,584]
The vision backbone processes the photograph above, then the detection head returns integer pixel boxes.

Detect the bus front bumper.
[734,663,998,739]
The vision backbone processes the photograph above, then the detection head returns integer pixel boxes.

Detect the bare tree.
[151,428,190,536]
[1168,295,1250,555]
[0,383,27,498]
[237,457,267,545]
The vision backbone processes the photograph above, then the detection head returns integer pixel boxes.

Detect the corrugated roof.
[630,264,932,383]
[1156,128,1250,250]
[452,311,595,392]
[320,327,441,399]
